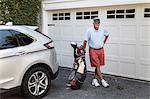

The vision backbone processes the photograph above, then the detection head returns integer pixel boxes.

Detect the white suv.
[0,25,59,98]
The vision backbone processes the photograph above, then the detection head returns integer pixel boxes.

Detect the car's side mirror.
[70,42,77,49]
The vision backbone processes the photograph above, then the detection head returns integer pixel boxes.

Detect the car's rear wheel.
[21,66,51,98]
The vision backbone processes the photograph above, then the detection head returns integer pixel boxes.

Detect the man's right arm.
[83,28,90,49]
[83,40,87,49]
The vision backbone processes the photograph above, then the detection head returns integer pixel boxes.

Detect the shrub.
[0,0,41,25]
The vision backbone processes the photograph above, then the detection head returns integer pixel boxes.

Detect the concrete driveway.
[1,67,150,99]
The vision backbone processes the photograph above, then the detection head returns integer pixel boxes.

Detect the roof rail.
[5,22,13,26]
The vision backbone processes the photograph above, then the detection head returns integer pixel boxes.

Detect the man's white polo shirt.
[84,26,109,49]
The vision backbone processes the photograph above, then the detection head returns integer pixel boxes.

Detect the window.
[107,15,115,19]
[107,10,115,14]
[52,12,71,21]
[84,12,90,19]
[107,10,115,19]
[126,9,135,13]
[116,15,124,18]
[0,30,34,50]
[144,8,150,18]
[107,9,135,19]
[0,30,19,49]
[91,11,98,19]
[10,30,34,46]
[52,13,58,20]
[65,13,70,20]
[76,12,83,20]
[116,10,125,18]
[76,11,98,20]
[59,13,64,20]
[126,9,135,18]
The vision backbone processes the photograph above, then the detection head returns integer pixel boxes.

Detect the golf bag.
[68,42,87,90]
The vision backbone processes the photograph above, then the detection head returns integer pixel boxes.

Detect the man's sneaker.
[101,79,109,88]
[92,79,100,87]
[66,81,71,87]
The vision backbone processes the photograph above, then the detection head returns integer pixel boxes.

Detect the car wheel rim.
[28,71,48,96]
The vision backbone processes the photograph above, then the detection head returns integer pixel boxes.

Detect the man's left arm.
[104,29,109,44]
[104,35,109,44]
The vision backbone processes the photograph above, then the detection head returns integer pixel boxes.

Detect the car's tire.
[21,66,51,98]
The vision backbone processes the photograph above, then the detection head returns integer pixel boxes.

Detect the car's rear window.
[11,30,34,46]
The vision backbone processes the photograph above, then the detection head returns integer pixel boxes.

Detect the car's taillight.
[44,41,54,49]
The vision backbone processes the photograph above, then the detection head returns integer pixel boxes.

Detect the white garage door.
[47,4,150,81]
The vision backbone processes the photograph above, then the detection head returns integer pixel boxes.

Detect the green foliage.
[0,0,41,25]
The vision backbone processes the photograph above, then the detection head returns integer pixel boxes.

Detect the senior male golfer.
[83,17,109,87]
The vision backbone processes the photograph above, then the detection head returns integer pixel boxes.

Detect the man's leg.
[95,66,109,87]
[91,67,100,87]
[95,67,103,80]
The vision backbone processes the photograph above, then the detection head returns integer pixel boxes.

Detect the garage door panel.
[59,41,73,55]
[120,44,136,59]
[73,25,89,40]
[138,64,150,81]
[140,59,150,66]
[120,40,136,44]
[105,25,120,41]
[60,25,74,40]
[120,58,136,63]
[120,25,137,40]
[140,25,150,41]
[60,55,73,68]
[140,41,150,46]
[140,45,150,59]
[105,43,119,58]
[74,25,88,34]
[118,62,136,78]
[48,26,61,40]
[54,41,63,54]
[72,32,84,41]
[101,60,118,75]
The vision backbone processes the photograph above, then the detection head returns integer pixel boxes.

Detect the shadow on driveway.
[1,67,150,99]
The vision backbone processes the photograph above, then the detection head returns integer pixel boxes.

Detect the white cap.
[93,17,100,24]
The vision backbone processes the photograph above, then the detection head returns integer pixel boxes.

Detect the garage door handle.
[16,51,26,56]
[48,24,55,26]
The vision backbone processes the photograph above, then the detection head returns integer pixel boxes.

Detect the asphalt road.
[1,67,150,99]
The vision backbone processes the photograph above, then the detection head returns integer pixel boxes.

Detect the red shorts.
[89,48,105,67]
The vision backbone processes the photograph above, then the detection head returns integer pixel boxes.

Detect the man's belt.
[90,47,103,50]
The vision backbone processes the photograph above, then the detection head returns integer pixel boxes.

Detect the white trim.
[43,0,150,10]
[43,0,83,4]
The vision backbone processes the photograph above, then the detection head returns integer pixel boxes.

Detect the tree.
[0,0,41,25]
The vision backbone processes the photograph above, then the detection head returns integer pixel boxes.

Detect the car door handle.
[16,51,26,56]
